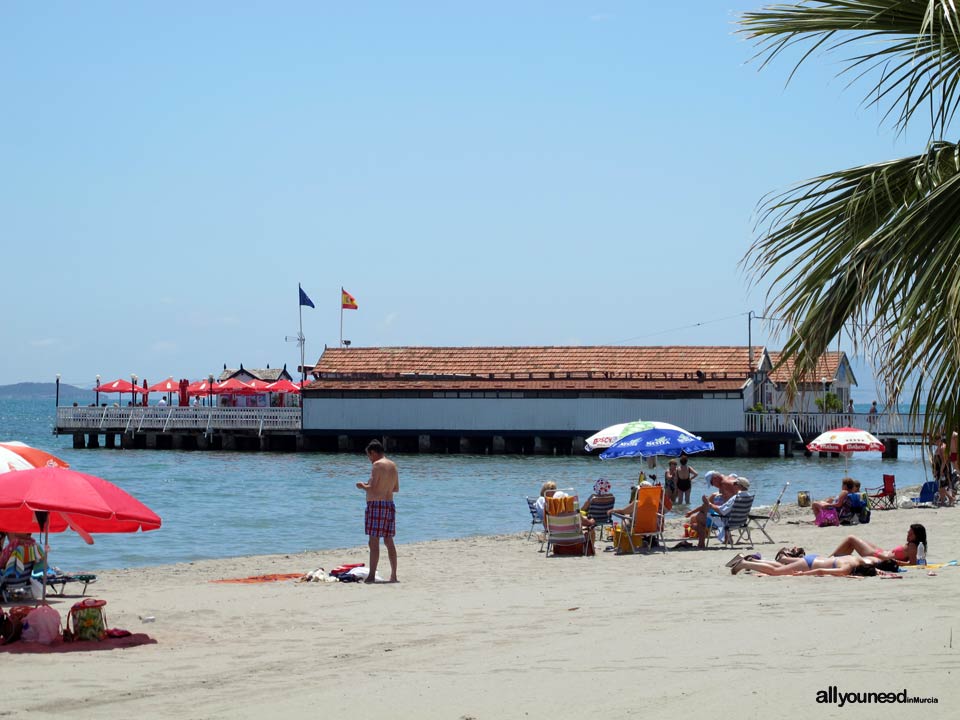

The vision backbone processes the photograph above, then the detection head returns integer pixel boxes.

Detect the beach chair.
[867,474,897,510]
[610,485,665,555]
[0,561,37,602]
[747,481,788,544]
[706,492,756,548]
[583,494,615,541]
[525,497,544,542]
[33,567,98,597]
[910,480,938,507]
[544,510,590,558]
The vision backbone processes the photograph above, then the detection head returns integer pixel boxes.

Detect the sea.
[0,399,937,571]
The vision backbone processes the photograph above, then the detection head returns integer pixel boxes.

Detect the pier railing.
[56,406,302,434]
[744,411,926,437]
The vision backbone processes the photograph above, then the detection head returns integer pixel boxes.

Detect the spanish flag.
[341,288,358,310]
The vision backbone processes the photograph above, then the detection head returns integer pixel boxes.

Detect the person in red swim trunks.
[356,440,400,583]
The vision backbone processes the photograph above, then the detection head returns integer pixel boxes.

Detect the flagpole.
[339,289,344,348]
[298,284,306,382]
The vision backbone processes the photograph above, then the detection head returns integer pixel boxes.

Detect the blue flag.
[299,285,315,308]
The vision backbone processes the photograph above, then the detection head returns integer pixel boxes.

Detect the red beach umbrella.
[246,379,271,391]
[0,442,69,473]
[186,380,213,396]
[0,466,162,601]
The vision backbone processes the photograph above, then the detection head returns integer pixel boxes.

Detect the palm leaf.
[741,1,960,134]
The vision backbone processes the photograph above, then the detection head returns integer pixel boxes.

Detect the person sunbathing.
[728,553,899,577]
[829,524,927,566]
[810,477,855,518]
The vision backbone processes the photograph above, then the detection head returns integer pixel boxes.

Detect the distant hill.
[0,382,91,401]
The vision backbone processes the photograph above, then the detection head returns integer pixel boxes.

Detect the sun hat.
[704,470,721,484]
[593,479,611,495]
[734,477,751,490]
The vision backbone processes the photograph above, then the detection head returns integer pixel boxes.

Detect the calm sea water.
[0,399,935,571]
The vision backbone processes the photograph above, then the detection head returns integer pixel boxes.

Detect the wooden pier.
[54,407,926,457]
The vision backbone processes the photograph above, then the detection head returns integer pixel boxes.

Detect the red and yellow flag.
[341,288,358,310]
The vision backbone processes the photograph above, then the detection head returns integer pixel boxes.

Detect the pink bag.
[815,507,840,527]
[21,605,62,645]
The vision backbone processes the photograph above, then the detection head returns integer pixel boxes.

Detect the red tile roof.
[304,346,760,391]
[767,351,844,385]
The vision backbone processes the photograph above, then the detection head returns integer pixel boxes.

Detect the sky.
[0,2,930,399]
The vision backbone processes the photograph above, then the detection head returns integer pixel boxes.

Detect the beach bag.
[859,507,872,524]
[0,606,32,645]
[797,491,811,508]
[21,605,62,645]
[65,598,107,642]
[815,507,840,527]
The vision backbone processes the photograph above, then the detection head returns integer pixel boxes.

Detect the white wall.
[303,396,747,433]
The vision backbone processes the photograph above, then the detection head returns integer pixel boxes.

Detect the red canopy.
[246,379,271,391]
[186,380,214,396]
[96,378,147,394]
[147,377,179,393]
[265,379,300,394]
[213,378,257,395]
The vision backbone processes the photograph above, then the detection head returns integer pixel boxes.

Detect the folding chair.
[33,567,98,597]
[910,481,938,507]
[867,474,897,510]
[747,481,787,544]
[583,494,615,541]
[525,497,544,541]
[544,510,590,558]
[707,492,756,548]
[610,485,665,555]
[1,561,37,602]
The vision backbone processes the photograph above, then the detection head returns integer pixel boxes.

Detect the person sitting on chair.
[728,552,899,577]
[533,481,565,521]
[686,476,751,549]
[829,524,927,566]
[810,478,855,519]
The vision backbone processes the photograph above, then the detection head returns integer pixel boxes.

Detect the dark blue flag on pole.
[299,285,315,308]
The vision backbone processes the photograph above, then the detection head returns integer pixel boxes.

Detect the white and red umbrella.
[0,441,69,473]
[213,378,258,395]
[806,426,885,472]
[265,379,300,394]
[146,377,179,393]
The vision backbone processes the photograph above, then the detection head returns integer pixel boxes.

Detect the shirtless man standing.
[356,440,399,583]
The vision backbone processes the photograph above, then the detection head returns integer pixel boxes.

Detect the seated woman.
[810,477,856,519]
[580,479,611,514]
[729,552,899,576]
[829,524,927,566]
[532,481,568,520]
[685,476,751,549]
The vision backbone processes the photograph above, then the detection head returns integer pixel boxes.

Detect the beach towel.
[211,573,302,584]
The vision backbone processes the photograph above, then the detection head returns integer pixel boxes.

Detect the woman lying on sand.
[727,553,899,577]
[830,524,927,566]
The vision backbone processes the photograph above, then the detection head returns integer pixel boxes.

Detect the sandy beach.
[4,499,958,719]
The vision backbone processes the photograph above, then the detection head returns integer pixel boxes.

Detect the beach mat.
[0,633,156,654]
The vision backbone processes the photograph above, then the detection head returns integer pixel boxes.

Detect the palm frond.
[741,1,960,134]
[744,141,960,436]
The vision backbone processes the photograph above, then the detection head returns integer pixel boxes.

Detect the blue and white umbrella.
[599,425,714,460]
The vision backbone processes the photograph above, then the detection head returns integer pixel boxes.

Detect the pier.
[54,407,926,456]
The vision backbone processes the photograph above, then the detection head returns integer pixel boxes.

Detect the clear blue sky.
[0,2,924,398]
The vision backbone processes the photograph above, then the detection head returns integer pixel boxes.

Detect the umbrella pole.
[42,524,49,604]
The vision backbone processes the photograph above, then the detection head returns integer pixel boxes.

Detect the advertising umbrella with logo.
[586,420,693,452]
[806,426,885,472]
[0,441,69,473]
[599,423,715,460]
